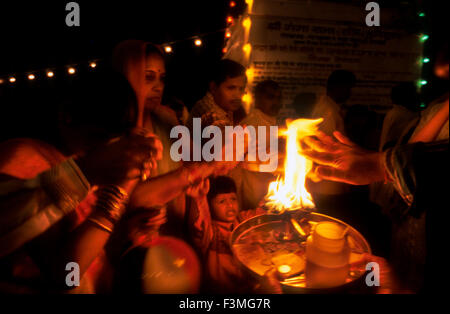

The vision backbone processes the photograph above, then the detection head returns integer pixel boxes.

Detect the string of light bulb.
[0,27,232,85]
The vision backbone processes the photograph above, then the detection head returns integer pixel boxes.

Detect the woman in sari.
[107,40,234,293]
[0,70,163,293]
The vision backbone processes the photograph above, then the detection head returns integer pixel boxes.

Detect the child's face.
[211,192,239,223]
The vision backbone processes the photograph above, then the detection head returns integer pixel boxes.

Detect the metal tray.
[230,210,372,293]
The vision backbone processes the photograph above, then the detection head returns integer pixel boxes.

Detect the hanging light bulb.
[420,34,429,42]
[245,0,254,12]
[164,45,173,53]
[243,17,251,29]
[242,92,252,112]
[417,79,428,89]
[28,74,36,80]
[243,43,251,53]
[194,38,202,47]
[47,71,54,78]
[246,68,254,81]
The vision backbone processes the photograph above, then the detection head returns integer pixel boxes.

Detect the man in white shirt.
[242,80,282,127]
[379,82,420,151]
[232,80,282,211]
[311,70,356,136]
[308,70,357,221]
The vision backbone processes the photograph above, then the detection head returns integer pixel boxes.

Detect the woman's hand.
[254,268,283,294]
[76,131,162,193]
[186,178,210,199]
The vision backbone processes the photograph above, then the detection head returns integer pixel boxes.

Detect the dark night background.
[0,0,234,141]
[0,0,447,142]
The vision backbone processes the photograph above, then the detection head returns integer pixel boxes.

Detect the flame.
[265,118,323,212]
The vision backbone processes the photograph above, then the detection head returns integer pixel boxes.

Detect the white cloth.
[240,108,277,171]
[309,95,348,195]
[241,108,276,127]
[371,95,448,217]
[233,108,277,211]
[311,95,346,136]
[0,158,90,258]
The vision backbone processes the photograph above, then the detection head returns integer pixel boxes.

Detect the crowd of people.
[0,39,447,294]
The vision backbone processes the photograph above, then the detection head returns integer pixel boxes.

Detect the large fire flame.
[265,118,323,212]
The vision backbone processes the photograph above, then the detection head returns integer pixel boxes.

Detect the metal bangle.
[87,217,113,233]
[95,185,129,223]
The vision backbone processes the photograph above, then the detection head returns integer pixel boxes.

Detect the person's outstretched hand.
[186,178,210,199]
[76,130,162,193]
[301,131,386,185]
[253,268,283,294]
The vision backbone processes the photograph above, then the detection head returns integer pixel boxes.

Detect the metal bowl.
[230,210,372,293]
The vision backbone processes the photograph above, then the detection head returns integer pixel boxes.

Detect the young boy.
[188,59,247,129]
[187,176,265,293]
